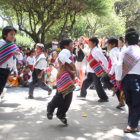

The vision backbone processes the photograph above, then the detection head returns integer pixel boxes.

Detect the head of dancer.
[89,37,99,49]
[107,37,118,51]
[35,43,44,54]
[2,26,17,42]
[125,31,139,47]
[59,38,74,53]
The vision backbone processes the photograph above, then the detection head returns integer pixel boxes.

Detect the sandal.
[124,128,139,133]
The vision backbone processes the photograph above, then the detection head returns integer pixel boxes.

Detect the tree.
[114,0,140,33]
[0,0,111,44]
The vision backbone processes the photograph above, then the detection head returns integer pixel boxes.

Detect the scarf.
[33,52,45,67]
[0,42,20,65]
[88,51,106,77]
[122,48,140,80]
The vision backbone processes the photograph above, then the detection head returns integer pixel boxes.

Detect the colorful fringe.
[122,50,140,80]
[57,71,75,97]
[0,42,20,65]
[88,52,106,77]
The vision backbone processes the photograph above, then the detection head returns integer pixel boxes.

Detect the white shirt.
[86,49,94,73]
[52,45,58,50]
[58,49,72,64]
[51,68,58,78]
[27,56,35,65]
[0,39,23,70]
[34,58,47,70]
[91,46,108,71]
[109,47,120,75]
[116,45,140,81]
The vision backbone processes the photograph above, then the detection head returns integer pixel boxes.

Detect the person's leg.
[0,68,10,95]
[79,69,85,86]
[56,92,73,119]
[100,73,113,90]
[93,74,108,100]
[122,75,140,131]
[80,73,93,97]
[47,91,63,118]
[28,70,37,97]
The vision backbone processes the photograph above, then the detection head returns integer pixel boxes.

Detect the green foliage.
[15,34,34,48]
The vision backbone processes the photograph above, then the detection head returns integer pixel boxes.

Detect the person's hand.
[108,74,112,78]
[38,74,42,79]
[13,51,20,55]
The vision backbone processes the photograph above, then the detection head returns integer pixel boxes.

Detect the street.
[0,87,140,140]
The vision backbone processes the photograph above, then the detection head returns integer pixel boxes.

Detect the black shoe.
[58,117,68,125]
[48,88,52,95]
[28,95,34,99]
[47,112,53,120]
[98,98,109,102]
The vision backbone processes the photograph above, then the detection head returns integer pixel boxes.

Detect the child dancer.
[116,31,140,133]
[78,37,108,102]
[28,43,52,99]
[47,39,76,125]
[0,26,23,98]
[107,37,124,108]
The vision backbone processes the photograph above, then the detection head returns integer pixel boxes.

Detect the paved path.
[0,87,139,140]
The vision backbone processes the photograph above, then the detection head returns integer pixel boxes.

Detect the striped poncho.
[122,48,140,80]
[0,42,20,65]
[88,52,106,77]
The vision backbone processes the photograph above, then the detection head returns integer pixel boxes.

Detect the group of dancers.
[0,26,140,133]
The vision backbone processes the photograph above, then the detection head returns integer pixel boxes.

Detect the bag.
[77,48,85,62]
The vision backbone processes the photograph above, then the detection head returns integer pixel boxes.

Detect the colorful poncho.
[0,42,20,65]
[88,52,106,77]
[122,49,140,80]
[33,52,45,67]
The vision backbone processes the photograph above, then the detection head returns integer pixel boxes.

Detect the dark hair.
[49,63,54,66]
[2,26,17,40]
[125,31,139,45]
[89,37,99,46]
[25,66,31,69]
[59,38,73,50]
[107,37,118,47]
[125,28,136,35]
[119,37,124,43]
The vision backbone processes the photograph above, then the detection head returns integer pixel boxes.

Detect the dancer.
[47,38,76,125]
[0,26,23,99]
[78,37,108,102]
[28,43,52,99]
[116,30,140,133]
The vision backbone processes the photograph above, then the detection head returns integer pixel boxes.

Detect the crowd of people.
[0,26,140,133]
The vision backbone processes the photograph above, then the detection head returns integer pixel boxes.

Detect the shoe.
[74,86,80,91]
[124,128,139,133]
[116,103,125,109]
[47,112,53,120]
[48,88,52,95]
[58,117,68,125]
[28,95,34,99]
[98,99,109,102]
[77,95,86,100]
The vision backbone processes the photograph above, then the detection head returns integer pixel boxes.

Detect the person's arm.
[95,49,108,71]
[14,52,23,60]
[115,51,125,81]
[109,52,118,76]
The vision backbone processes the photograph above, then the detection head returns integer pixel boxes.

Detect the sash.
[33,52,45,67]
[88,52,106,77]
[122,49,140,80]
[0,42,20,65]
